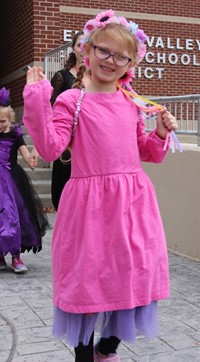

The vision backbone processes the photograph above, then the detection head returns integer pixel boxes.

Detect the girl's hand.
[26,66,46,84]
[28,156,36,171]
[156,109,178,139]
[29,147,39,170]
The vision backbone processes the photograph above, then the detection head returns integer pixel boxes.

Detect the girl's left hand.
[156,110,178,139]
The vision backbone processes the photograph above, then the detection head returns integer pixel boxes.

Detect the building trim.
[60,6,200,25]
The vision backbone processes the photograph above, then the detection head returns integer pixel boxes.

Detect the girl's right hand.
[28,157,36,171]
[26,66,47,84]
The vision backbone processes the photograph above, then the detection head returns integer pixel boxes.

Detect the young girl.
[23,9,178,362]
[0,87,49,273]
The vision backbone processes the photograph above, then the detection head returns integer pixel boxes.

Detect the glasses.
[92,45,132,67]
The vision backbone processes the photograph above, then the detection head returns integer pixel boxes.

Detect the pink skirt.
[52,302,158,347]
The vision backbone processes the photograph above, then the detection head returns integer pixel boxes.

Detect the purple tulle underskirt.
[53,302,158,347]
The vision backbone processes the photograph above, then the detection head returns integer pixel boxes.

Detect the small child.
[0,87,49,273]
[23,9,179,362]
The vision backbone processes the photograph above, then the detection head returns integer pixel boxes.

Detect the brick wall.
[59,0,200,17]
[0,0,199,108]
[0,0,33,75]
[0,0,34,108]
[134,21,200,96]
[33,0,60,60]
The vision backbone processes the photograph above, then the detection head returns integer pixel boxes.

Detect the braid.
[72,64,86,89]
[64,52,76,70]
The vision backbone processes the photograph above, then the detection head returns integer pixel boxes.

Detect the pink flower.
[95,9,115,27]
[84,56,90,68]
[137,43,146,63]
[118,68,135,86]
[118,16,129,27]
[84,20,96,34]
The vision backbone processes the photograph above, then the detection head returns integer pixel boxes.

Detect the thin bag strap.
[72,87,86,137]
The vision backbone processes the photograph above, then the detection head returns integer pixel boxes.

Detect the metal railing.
[147,94,200,146]
[44,42,72,81]
[44,44,200,146]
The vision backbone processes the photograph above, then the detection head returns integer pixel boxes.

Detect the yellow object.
[117,83,164,112]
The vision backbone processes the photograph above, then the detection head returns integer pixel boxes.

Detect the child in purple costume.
[0,88,49,273]
[23,9,178,362]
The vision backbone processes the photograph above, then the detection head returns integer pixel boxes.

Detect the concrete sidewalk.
[0,213,200,362]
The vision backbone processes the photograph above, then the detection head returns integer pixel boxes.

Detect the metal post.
[198,97,200,147]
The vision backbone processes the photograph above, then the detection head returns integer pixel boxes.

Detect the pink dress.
[23,80,170,315]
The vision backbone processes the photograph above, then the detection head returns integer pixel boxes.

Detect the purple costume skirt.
[53,302,158,347]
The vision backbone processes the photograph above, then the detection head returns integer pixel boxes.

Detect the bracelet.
[59,155,71,164]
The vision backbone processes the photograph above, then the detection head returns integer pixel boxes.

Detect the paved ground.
[0,213,200,362]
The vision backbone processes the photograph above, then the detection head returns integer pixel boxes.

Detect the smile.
[100,65,114,72]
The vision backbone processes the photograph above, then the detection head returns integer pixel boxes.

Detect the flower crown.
[0,87,10,106]
[82,9,148,65]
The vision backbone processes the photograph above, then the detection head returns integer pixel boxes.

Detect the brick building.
[0,1,199,120]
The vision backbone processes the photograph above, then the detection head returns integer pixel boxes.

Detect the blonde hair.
[86,23,138,60]
[0,105,15,123]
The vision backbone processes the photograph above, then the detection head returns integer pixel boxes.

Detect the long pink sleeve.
[137,113,170,163]
[23,80,76,162]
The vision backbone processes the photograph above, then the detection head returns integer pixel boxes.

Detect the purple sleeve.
[11,125,26,148]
